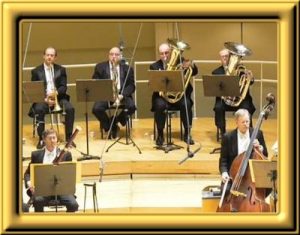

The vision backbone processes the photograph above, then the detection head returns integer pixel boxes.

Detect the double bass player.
[218,108,271,212]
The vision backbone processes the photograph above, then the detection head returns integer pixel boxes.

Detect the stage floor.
[21,117,277,213]
[22,117,278,176]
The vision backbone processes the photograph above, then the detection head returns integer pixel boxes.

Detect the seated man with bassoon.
[24,129,79,212]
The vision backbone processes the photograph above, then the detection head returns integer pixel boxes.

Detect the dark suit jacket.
[212,65,255,113]
[28,63,70,117]
[92,61,135,97]
[149,59,198,111]
[219,128,268,174]
[24,149,72,189]
[31,63,70,101]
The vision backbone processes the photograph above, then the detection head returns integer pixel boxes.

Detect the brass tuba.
[222,42,253,107]
[160,38,194,104]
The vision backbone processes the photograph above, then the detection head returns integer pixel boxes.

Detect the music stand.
[22,81,46,138]
[22,81,45,103]
[31,162,77,212]
[249,159,278,212]
[148,70,184,153]
[202,75,240,154]
[76,79,114,161]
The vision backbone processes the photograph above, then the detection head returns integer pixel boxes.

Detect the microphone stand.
[179,143,201,165]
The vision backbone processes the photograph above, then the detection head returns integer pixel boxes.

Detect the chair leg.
[153,118,156,140]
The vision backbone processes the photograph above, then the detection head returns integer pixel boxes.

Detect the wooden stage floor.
[22,117,278,177]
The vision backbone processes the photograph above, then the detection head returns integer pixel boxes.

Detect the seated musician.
[219,109,268,187]
[212,48,256,137]
[149,42,198,146]
[24,129,79,212]
[92,47,136,139]
[28,47,75,149]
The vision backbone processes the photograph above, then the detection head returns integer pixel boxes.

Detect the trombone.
[46,89,66,136]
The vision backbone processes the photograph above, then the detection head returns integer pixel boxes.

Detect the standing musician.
[219,109,268,187]
[150,42,198,146]
[28,47,75,149]
[212,48,256,137]
[92,47,136,139]
[24,129,79,212]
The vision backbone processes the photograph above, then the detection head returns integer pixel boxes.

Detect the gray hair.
[234,109,250,120]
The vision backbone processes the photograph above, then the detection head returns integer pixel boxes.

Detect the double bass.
[217,93,275,212]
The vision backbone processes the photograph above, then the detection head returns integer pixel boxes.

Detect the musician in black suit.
[212,48,256,137]
[28,47,75,149]
[92,47,136,138]
[150,43,198,146]
[24,129,79,212]
[219,109,268,184]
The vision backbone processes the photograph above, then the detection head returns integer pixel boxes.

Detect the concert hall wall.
[21,21,277,124]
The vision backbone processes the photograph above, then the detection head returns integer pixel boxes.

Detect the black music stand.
[22,81,45,138]
[76,79,114,161]
[22,81,45,103]
[202,75,240,154]
[148,70,184,153]
[32,162,77,212]
[249,159,278,212]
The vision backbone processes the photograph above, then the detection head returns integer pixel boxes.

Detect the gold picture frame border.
[1,0,298,233]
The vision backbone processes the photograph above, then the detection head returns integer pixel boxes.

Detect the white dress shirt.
[43,148,58,164]
[237,129,250,155]
[44,63,55,95]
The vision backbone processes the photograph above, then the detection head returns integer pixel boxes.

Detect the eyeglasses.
[160,51,169,55]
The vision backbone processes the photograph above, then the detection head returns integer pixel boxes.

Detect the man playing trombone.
[28,47,75,149]
[92,47,136,139]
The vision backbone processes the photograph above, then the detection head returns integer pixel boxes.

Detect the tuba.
[160,38,194,104]
[222,42,253,107]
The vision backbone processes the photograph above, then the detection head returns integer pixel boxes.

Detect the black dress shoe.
[156,135,164,146]
[184,135,195,145]
[111,124,120,139]
[36,140,45,149]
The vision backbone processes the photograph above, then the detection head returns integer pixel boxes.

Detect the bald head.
[159,43,171,62]
[108,47,121,65]
[219,48,229,57]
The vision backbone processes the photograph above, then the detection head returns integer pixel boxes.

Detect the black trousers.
[30,99,75,141]
[214,97,255,133]
[92,97,136,132]
[153,95,193,134]
[33,195,79,212]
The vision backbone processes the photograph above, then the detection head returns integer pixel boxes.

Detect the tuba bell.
[160,38,194,104]
[222,42,253,107]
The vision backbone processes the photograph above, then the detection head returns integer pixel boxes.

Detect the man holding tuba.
[212,46,256,137]
[150,42,198,146]
[28,47,75,149]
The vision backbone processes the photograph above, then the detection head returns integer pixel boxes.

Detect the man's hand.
[221,172,230,183]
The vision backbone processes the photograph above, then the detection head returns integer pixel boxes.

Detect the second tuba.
[222,42,253,107]
[160,38,194,104]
